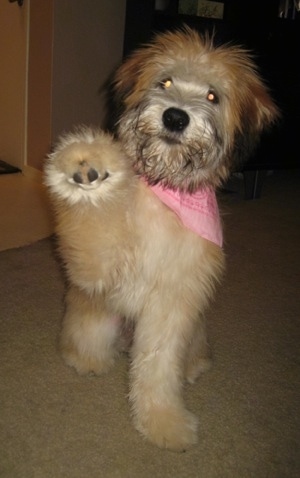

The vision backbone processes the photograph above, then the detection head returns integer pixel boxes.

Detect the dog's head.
[114,28,279,191]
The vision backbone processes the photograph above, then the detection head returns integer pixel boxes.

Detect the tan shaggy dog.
[45,28,278,451]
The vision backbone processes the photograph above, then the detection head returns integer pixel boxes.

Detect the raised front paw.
[45,128,129,203]
[70,160,109,188]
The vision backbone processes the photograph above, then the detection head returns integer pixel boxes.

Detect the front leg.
[129,303,199,451]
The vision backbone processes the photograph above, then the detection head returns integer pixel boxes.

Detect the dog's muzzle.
[162,107,190,133]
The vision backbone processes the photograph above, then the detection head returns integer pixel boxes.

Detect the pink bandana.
[148,182,223,247]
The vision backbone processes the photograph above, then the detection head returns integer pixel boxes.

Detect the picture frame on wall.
[178,0,224,19]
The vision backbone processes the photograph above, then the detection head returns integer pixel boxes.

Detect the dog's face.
[114,28,279,192]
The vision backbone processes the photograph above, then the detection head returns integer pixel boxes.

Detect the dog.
[45,28,278,451]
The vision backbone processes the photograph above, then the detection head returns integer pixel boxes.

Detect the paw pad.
[72,160,100,185]
[73,168,99,184]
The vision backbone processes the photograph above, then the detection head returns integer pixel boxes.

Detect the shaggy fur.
[114,28,278,191]
[45,28,278,451]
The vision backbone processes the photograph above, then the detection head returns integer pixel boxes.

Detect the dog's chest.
[133,183,210,260]
[136,180,222,249]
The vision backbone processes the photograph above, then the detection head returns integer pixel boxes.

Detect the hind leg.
[60,285,121,375]
[184,317,212,384]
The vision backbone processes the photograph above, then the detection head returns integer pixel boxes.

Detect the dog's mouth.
[159,134,182,146]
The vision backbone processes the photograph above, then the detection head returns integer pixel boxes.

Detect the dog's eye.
[207,90,219,104]
[159,78,173,90]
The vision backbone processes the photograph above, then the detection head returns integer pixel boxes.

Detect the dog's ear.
[113,27,199,106]
[113,48,154,107]
[230,56,280,166]
[212,42,279,134]
[219,51,279,145]
[243,73,279,133]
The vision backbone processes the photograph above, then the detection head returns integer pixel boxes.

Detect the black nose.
[162,107,190,132]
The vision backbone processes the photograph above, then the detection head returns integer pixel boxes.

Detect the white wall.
[51,0,126,140]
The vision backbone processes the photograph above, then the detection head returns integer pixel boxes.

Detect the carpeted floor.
[0,170,299,478]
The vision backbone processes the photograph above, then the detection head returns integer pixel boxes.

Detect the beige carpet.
[0,170,299,478]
